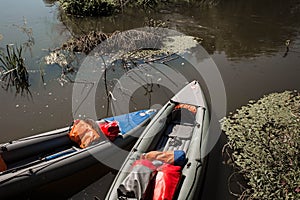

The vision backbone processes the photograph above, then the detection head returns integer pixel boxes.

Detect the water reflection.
[161,0,300,58]
[55,0,300,59]
[0,73,31,97]
[0,18,36,97]
[0,45,32,97]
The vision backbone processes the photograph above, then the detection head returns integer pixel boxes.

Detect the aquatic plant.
[13,18,35,51]
[0,45,30,95]
[58,0,221,17]
[221,91,300,199]
[0,18,35,96]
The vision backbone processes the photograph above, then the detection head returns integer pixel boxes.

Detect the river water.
[0,0,300,199]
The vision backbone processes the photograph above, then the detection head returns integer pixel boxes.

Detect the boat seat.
[156,123,194,153]
[170,108,195,126]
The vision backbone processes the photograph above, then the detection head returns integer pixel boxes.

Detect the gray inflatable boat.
[0,109,156,198]
[105,81,210,200]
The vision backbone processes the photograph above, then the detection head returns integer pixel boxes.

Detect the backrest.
[171,107,196,126]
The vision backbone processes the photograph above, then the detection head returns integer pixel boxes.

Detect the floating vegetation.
[99,29,163,55]
[60,31,109,54]
[45,51,68,67]
[44,50,76,86]
[0,45,31,96]
[45,30,110,80]
[0,34,3,41]
[221,91,300,200]
[44,27,202,90]
[47,28,164,61]
[144,18,169,28]
[121,48,170,61]
[45,28,201,73]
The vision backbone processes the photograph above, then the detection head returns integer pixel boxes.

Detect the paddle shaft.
[0,148,76,175]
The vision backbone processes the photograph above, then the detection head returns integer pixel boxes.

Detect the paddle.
[0,148,77,175]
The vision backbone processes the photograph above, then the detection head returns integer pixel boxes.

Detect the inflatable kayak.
[105,81,210,200]
[0,109,156,198]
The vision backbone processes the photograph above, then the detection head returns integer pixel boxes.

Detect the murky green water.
[0,0,300,199]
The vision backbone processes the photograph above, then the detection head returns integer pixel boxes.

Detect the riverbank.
[221,91,300,199]
[58,0,221,17]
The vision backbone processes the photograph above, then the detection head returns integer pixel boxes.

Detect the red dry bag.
[0,155,7,172]
[152,163,181,200]
[98,120,120,141]
[117,159,157,199]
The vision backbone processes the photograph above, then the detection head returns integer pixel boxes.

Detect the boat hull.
[0,109,156,198]
[105,81,210,200]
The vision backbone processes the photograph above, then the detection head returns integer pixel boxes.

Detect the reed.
[0,45,30,95]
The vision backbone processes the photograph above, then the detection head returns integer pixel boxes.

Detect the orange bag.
[69,119,101,148]
[141,150,186,166]
[174,104,196,114]
[0,155,7,172]
[141,151,174,164]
